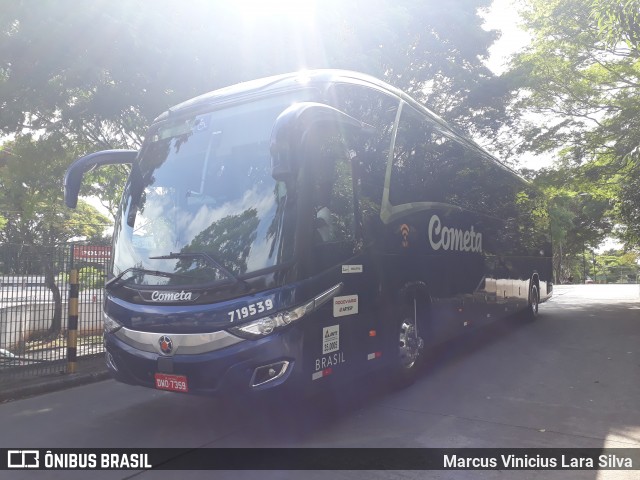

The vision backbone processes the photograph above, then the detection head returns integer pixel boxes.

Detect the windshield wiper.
[148,252,247,288]
[105,267,186,291]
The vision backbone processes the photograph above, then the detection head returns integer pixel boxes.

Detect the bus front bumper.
[103,326,304,396]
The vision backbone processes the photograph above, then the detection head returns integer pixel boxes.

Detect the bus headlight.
[229,283,343,340]
[103,312,123,334]
[229,300,314,339]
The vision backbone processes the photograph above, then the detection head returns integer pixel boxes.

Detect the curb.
[0,362,110,403]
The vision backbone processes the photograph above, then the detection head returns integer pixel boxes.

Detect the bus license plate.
[154,373,189,393]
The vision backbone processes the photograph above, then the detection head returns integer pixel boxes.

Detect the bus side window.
[390,105,461,207]
[390,104,508,217]
[325,84,398,240]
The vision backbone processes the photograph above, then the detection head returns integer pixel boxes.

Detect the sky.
[482,0,531,75]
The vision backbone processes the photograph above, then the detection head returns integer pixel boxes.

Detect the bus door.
[294,120,381,387]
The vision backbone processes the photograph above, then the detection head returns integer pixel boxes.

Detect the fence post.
[67,268,79,374]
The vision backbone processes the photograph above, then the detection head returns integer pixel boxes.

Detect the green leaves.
[1,0,506,142]
[0,135,110,249]
[0,0,510,248]
[592,0,640,52]
[507,0,640,249]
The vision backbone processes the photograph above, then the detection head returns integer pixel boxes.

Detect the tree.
[526,166,613,283]
[0,0,176,146]
[505,0,640,248]
[81,165,130,222]
[592,248,640,283]
[0,134,110,337]
[312,0,510,138]
[1,1,513,234]
[1,1,508,141]
[592,0,640,52]
[0,0,512,244]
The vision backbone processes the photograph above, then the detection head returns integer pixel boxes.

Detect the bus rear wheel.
[525,283,539,321]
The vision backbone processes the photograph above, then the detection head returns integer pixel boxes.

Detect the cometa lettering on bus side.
[428,214,482,253]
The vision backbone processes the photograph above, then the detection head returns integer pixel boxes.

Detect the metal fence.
[0,243,110,382]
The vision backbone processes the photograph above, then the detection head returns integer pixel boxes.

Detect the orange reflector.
[369,330,377,337]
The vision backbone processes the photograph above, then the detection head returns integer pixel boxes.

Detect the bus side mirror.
[269,102,373,183]
[64,149,137,208]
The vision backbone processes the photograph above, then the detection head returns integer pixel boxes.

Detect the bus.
[64,70,553,396]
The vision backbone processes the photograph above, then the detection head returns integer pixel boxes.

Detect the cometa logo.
[150,290,193,302]
[428,214,482,253]
[400,224,410,248]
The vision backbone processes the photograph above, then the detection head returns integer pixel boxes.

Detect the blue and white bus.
[65,70,552,396]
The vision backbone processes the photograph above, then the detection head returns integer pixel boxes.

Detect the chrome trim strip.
[314,282,343,309]
[114,327,245,356]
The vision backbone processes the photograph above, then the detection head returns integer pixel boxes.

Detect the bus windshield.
[111,92,312,288]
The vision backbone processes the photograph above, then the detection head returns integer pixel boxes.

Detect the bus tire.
[389,289,427,389]
[525,283,539,321]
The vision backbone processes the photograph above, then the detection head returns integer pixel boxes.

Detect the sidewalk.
[0,354,110,403]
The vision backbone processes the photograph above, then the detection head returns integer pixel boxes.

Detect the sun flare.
[233,0,317,24]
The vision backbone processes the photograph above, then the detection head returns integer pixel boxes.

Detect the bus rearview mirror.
[270,102,373,183]
[64,149,137,208]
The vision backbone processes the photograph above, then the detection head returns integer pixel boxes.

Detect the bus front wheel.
[390,292,426,388]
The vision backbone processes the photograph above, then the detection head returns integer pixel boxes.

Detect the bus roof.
[152,69,527,184]
[155,70,406,122]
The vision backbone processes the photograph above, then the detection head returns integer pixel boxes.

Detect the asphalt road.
[2,284,640,479]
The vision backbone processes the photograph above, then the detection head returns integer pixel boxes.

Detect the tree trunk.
[553,242,563,284]
[42,251,63,339]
